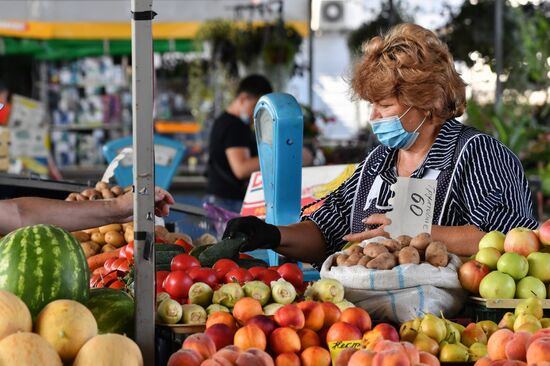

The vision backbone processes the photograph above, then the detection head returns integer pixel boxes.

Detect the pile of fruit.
[331,233,449,270]
[459,218,550,299]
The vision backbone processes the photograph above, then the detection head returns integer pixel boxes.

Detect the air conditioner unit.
[311,0,364,32]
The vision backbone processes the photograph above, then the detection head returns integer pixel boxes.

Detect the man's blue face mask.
[369,106,427,150]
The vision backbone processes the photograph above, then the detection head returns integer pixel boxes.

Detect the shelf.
[52,124,130,131]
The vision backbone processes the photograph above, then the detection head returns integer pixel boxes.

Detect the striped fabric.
[302,119,538,269]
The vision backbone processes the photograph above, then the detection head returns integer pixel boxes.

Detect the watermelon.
[87,288,135,338]
[0,224,89,317]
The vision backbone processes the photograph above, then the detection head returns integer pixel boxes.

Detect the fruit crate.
[467,296,550,323]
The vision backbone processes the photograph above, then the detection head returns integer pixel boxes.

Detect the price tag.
[327,340,362,365]
[385,177,437,238]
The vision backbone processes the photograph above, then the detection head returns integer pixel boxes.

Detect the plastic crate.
[467,296,550,323]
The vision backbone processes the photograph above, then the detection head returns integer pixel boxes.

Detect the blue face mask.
[370,106,427,150]
[240,112,250,125]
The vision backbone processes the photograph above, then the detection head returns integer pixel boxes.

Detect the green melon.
[0,224,89,317]
[87,288,134,338]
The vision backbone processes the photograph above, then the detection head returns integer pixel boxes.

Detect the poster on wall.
[241,164,358,218]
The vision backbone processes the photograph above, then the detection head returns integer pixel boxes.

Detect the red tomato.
[164,271,193,299]
[212,259,239,281]
[170,254,201,272]
[156,271,170,291]
[188,267,218,288]
[268,266,279,271]
[224,268,253,285]
[248,266,267,279]
[239,253,254,259]
[109,280,125,289]
[256,269,282,286]
[104,258,118,272]
[277,263,303,289]
[125,241,135,261]
[174,239,193,253]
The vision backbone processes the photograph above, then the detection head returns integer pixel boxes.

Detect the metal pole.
[131,0,156,364]
[495,0,503,111]
[308,0,314,108]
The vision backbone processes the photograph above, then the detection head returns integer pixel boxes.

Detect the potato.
[88,192,102,200]
[95,181,109,190]
[80,188,98,198]
[366,252,397,270]
[75,193,87,201]
[363,243,388,258]
[335,254,348,266]
[101,188,115,199]
[124,230,134,244]
[104,230,125,248]
[121,222,133,231]
[81,241,99,258]
[398,246,421,265]
[101,244,117,253]
[346,245,363,256]
[381,239,401,252]
[71,231,90,242]
[358,256,371,267]
[346,253,362,266]
[396,235,412,247]
[66,193,78,201]
[425,241,449,267]
[110,185,124,196]
[83,227,100,235]
[99,224,122,234]
[91,232,106,245]
[410,233,432,251]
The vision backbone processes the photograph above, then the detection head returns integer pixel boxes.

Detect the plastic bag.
[203,202,241,239]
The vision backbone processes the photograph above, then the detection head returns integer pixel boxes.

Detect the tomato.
[224,268,253,285]
[163,271,193,299]
[276,263,303,289]
[109,280,125,289]
[170,254,201,272]
[174,239,193,253]
[239,253,254,259]
[256,269,281,286]
[125,241,135,262]
[104,257,118,272]
[156,271,170,291]
[188,267,218,288]
[247,266,267,279]
[212,259,239,281]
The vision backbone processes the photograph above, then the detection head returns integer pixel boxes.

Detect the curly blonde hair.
[351,23,466,120]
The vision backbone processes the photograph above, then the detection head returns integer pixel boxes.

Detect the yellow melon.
[35,299,98,363]
[0,332,62,366]
[0,290,32,341]
[73,333,143,366]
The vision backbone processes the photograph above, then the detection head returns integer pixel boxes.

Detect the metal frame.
[131,0,156,364]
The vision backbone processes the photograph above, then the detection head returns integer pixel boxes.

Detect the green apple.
[479,230,505,252]
[515,297,544,319]
[516,276,547,299]
[497,252,529,280]
[476,248,502,270]
[527,252,550,282]
[479,271,516,299]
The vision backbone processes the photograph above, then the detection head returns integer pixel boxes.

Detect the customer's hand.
[115,186,175,221]
[342,213,391,242]
[223,216,281,252]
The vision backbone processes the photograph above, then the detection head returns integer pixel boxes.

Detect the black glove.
[223,216,281,252]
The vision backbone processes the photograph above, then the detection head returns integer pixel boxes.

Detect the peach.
[205,324,234,351]
[206,311,238,333]
[326,321,362,343]
[487,328,514,360]
[334,348,358,366]
[347,349,375,366]
[362,330,384,351]
[297,328,321,350]
[233,297,264,325]
[182,333,216,360]
[300,346,331,366]
[167,349,204,366]
[246,315,277,338]
[235,352,265,366]
[297,301,325,331]
[247,348,275,366]
[201,359,227,366]
[418,351,439,366]
[234,324,266,351]
[505,331,531,361]
[526,329,550,349]
[400,341,420,364]
[363,324,399,351]
[274,304,305,330]
[321,302,342,328]
[318,327,329,347]
[212,346,240,364]
[275,352,301,366]
[473,356,492,366]
[373,340,406,354]
[270,327,301,355]
[499,361,528,366]
[339,307,372,333]
[371,349,410,366]
[526,337,550,364]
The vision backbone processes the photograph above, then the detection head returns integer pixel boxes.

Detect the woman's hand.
[342,214,391,242]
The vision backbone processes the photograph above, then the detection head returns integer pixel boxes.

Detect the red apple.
[459,260,491,295]
[504,228,540,256]
[539,219,550,246]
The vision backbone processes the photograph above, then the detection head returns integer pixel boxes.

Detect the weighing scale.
[254,92,303,266]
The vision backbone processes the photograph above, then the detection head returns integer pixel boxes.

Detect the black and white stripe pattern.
[302,119,538,269]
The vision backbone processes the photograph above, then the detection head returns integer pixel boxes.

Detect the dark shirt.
[302,119,538,269]
[207,112,258,200]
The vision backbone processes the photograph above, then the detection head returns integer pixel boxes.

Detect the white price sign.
[385,177,437,238]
